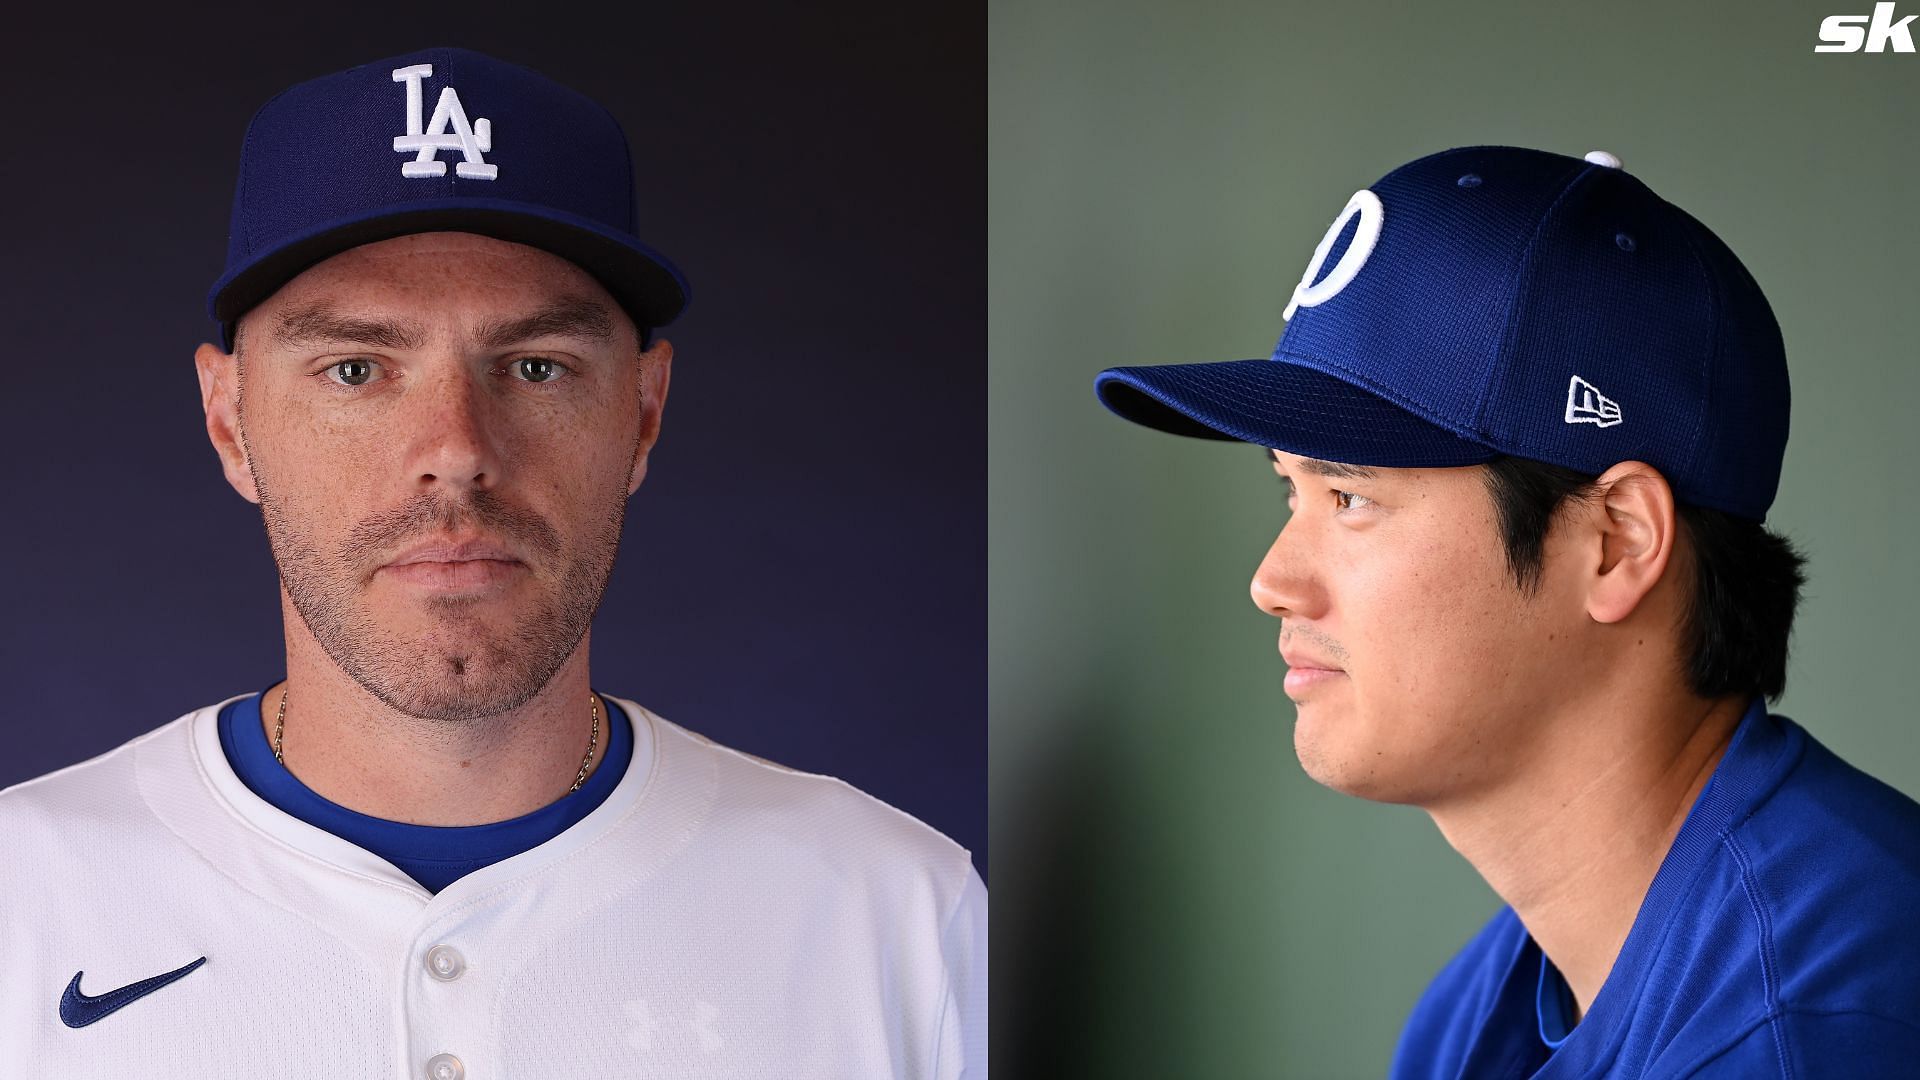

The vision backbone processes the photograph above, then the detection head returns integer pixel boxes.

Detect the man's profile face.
[196,231,671,722]
[1253,449,1596,807]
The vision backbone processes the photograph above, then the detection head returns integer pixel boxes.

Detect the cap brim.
[207,197,689,349]
[1093,357,1499,468]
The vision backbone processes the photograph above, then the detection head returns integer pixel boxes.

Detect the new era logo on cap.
[1565,376,1623,428]
[1093,144,1791,521]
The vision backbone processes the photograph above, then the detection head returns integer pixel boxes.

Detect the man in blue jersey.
[1093,145,1920,1077]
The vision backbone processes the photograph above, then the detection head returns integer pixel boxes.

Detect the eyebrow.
[472,296,617,349]
[269,296,617,353]
[1266,447,1380,480]
[272,303,426,351]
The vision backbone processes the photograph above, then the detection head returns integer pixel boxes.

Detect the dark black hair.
[1480,455,1807,702]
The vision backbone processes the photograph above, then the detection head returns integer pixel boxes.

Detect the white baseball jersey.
[0,692,987,1078]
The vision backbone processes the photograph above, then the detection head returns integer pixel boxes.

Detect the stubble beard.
[252,464,627,724]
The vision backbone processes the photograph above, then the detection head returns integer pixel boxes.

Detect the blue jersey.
[1391,698,1920,1078]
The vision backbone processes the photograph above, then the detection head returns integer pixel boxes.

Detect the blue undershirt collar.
[1536,950,1579,1048]
[216,682,633,894]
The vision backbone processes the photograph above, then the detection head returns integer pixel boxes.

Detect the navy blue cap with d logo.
[1093,146,1790,521]
[207,46,688,351]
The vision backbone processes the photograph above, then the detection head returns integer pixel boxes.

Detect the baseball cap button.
[425,944,467,981]
[1584,150,1623,169]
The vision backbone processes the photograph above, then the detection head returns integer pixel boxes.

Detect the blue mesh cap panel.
[1673,208,1790,520]
[1274,147,1590,438]
[1092,144,1791,519]
[1093,359,1499,467]
[1482,165,1712,487]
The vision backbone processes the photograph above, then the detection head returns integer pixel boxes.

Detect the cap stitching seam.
[1472,160,1596,438]
[1667,214,1721,494]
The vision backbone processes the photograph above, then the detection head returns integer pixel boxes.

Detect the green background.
[990,1,1920,1076]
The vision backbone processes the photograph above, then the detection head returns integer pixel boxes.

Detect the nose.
[407,363,506,493]
[1249,519,1325,621]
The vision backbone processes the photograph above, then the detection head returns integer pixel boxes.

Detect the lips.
[1280,647,1343,673]
[385,537,524,567]
[1283,665,1346,699]
[1280,642,1347,700]
[377,536,527,592]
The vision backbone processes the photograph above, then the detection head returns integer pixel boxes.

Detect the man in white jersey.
[0,46,985,1079]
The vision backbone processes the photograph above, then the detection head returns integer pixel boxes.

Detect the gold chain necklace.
[271,688,602,795]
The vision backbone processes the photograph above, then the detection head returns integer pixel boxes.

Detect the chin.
[330,623,568,720]
[362,662,551,721]
[1295,756,1419,804]
[1291,708,1418,804]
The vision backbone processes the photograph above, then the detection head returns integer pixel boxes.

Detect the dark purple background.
[1,6,983,878]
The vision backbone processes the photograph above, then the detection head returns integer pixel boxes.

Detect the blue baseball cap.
[207,46,688,351]
[1093,145,1790,521]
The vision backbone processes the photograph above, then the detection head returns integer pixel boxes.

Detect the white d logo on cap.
[1284,189,1384,321]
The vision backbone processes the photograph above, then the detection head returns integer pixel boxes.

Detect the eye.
[506,357,568,383]
[324,358,383,387]
[1334,490,1373,511]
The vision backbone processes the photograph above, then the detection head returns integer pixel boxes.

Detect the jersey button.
[425,1052,465,1080]
[425,944,467,981]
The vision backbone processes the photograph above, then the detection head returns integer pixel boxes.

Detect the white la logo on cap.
[391,64,497,180]
[1284,189,1384,321]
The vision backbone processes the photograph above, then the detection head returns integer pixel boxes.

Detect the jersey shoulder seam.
[1664,1007,1920,1078]
[637,704,975,866]
[922,865,979,1076]
[1720,828,1793,1078]
[0,713,187,803]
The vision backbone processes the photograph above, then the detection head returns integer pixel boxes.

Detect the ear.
[194,340,261,504]
[1583,461,1678,624]
[627,337,674,496]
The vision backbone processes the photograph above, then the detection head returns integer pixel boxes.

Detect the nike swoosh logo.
[59,956,207,1028]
